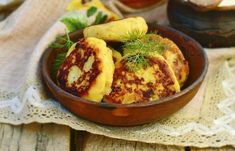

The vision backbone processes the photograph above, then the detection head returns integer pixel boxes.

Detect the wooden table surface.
[0,123,234,151]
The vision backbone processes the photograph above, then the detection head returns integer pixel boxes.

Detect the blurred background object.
[0,0,24,20]
[102,0,168,25]
[0,0,168,24]
[1,0,235,48]
[185,0,222,10]
[168,0,235,48]
[118,0,163,9]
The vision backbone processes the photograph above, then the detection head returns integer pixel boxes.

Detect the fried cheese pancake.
[110,48,122,63]
[124,34,189,87]
[57,37,115,102]
[104,55,180,104]
[156,35,189,87]
[83,17,148,42]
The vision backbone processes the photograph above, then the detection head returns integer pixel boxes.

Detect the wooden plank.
[71,131,87,151]
[0,123,70,151]
[191,146,235,151]
[83,133,185,151]
[81,133,235,151]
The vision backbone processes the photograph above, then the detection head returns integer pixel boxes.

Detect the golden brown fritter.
[57,37,115,102]
[110,47,122,63]
[104,54,180,104]
[159,35,189,87]
[83,17,148,42]
[124,34,189,87]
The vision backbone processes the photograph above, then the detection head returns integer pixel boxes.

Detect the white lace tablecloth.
[0,0,235,148]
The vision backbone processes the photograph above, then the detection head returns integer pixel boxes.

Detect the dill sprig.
[124,53,149,72]
[123,34,167,72]
[49,32,74,50]
[122,30,146,42]
[123,34,166,55]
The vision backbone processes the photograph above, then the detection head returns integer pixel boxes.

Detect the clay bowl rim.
[42,25,208,109]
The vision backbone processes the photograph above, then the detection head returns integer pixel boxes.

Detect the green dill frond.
[65,32,74,49]
[49,36,67,49]
[122,29,146,42]
[52,52,67,78]
[49,32,74,50]
[123,39,143,54]
[122,34,168,72]
[123,34,167,55]
[124,53,149,72]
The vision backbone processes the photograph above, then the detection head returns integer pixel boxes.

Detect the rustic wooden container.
[42,24,208,126]
[167,0,235,47]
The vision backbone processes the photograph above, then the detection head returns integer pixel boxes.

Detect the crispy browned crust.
[161,37,189,86]
[57,39,101,97]
[105,56,179,104]
[147,34,189,86]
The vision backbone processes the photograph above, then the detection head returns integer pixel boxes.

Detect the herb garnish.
[60,12,87,33]
[52,52,67,78]
[124,53,149,72]
[49,32,74,50]
[122,30,146,42]
[87,6,97,17]
[50,31,74,78]
[123,34,167,72]
[50,7,111,78]
[94,12,108,25]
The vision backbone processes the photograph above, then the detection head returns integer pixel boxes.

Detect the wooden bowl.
[167,0,235,47]
[42,24,208,126]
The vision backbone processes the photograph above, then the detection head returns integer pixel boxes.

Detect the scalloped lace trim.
[0,86,62,114]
